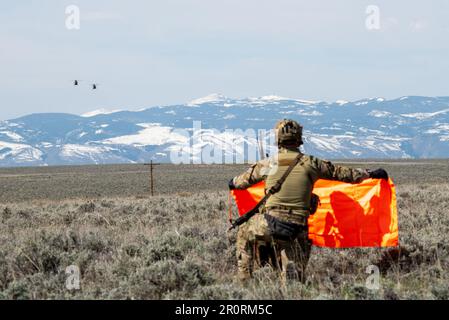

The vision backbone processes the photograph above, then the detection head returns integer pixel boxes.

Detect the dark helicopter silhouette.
[71,80,99,90]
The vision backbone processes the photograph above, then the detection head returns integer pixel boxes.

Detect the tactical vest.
[265,149,313,214]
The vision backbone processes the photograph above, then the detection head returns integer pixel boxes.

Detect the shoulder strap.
[228,153,305,230]
[267,153,305,195]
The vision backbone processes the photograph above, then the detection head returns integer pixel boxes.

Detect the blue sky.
[1,0,449,120]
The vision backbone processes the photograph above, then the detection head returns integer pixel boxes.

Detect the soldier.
[229,119,389,284]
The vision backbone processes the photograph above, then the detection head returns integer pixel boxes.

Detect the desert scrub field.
[0,161,449,299]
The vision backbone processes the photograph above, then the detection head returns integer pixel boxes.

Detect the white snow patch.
[401,108,449,120]
[188,94,226,106]
[297,110,323,116]
[60,144,116,163]
[368,110,392,118]
[295,99,320,104]
[137,123,162,128]
[308,136,343,152]
[306,134,409,158]
[5,122,20,127]
[0,131,24,142]
[60,144,112,156]
[81,108,123,117]
[0,141,43,162]
[40,142,53,148]
[335,100,349,105]
[259,95,290,102]
[103,124,189,146]
[321,126,342,131]
[248,96,319,105]
[425,124,449,134]
[167,128,260,163]
[359,127,384,135]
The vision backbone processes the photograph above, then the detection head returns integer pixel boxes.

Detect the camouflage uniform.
[233,147,369,283]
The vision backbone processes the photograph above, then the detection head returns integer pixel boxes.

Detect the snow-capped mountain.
[1,95,449,166]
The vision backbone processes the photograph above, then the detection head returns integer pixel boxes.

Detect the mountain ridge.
[1,95,448,166]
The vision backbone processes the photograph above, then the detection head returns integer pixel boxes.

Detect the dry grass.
[0,161,449,299]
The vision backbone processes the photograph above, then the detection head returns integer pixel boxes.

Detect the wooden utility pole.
[150,160,154,196]
[144,160,160,196]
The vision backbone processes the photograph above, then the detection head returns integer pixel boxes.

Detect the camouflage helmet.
[275,119,304,147]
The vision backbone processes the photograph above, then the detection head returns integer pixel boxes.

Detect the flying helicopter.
[70,80,99,90]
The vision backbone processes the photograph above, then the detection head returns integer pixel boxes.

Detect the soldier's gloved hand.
[228,178,236,190]
[368,168,389,180]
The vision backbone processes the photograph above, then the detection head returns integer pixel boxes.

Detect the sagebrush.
[0,161,448,299]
